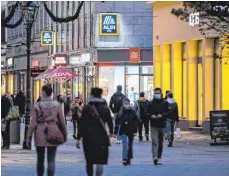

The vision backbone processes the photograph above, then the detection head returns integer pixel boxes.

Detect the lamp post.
[21,2,39,149]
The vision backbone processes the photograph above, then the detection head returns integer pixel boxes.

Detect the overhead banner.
[41,31,54,46]
[100,13,119,36]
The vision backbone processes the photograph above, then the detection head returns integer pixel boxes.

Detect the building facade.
[152,2,229,132]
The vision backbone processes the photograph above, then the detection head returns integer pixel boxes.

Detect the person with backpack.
[71,97,83,139]
[109,85,126,144]
[166,92,179,147]
[147,88,169,165]
[26,84,67,176]
[115,97,141,165]
[76,88,114,176]
[134,92,150,141]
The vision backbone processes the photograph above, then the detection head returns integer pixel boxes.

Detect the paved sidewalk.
[2,123,229,176]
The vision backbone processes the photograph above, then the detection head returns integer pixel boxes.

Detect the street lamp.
[21,1,39,149]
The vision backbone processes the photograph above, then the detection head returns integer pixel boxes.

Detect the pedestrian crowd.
[1,84,179,176]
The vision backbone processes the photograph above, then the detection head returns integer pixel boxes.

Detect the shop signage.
[7,58,13,66]
[70,53,91,65]
[57,31,65,45]
[40,31,54,46]
[209,110,229,144]
[32,60,39,68]
[31,70,45,77]
[129,48,140,64]
[189,12,199,27]
[54,54,67,66]
[100,13,119,36]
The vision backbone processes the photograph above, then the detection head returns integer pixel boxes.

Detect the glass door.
[140,75,154,100]
[126,75,139,105]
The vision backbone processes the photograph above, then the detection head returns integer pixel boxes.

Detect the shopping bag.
[175,128,182,138]
[1,121,7,131]
[5,106,19,121]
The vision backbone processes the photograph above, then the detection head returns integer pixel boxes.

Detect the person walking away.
[6,92,13,107]
[71,97,83,139]
[64,95,71,124]
[15,90,26,118]
[166,92,179,147]
[147,88,168,165]
[164,90,170,100]
[57,95,67,125]
[1,95,12,149]
[115,98,140,165]
[109,85,126,144]
[76,88,114,176]
[26,84,67,176]
[134,92,150,141]
[11,90,17,105]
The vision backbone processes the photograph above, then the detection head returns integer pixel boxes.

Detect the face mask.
[123,104,130,109]
[154,94,161,100]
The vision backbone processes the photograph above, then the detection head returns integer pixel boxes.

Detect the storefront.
[6,58,14,95]
[97,48,153,103]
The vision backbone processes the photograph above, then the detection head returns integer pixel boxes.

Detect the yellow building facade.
[153,2,229,131]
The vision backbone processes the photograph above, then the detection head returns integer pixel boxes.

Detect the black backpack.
[114,94,125,112]
[138,100,148,117]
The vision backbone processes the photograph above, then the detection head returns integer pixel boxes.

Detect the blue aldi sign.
[100,13,119,36]
[40,31,54,46]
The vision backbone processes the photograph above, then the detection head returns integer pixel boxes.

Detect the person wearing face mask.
[115,98,140,166]
[147,88,169,165]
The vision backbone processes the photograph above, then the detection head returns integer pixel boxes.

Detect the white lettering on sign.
[131,52,139,59]
[55,57,66,64]
[189,12,199,27]
[52,72,72,77]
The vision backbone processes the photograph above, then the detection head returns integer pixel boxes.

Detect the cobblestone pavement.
[1,122,229,176]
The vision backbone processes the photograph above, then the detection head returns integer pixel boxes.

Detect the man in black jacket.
[109,85,126,144]
[147,88,169,165]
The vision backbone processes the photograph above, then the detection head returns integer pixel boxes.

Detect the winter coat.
[115,107,140,135]
[77,97,113,164]
[109,91,126,113]
[15,92,26,114]
[147,98,169,128]
[167,98,179,122]
[1,95,11,119]
[133,98,149,119]
[26,97,67,147]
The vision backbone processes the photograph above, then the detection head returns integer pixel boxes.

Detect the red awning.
[46,67,79,79]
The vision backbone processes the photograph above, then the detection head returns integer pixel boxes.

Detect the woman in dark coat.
[15,90,26,116]
[115,98,140,165]
[57,95,67,125]
[76,88,114,176]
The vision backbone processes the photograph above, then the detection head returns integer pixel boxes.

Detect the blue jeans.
[166,119,175,142]
[121,134,134,160]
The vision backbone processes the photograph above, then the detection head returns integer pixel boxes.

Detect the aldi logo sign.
[41,31,54,46]
[100,13,119,36]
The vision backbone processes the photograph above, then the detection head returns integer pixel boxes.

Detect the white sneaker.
[153,157,158,165]
[116,140,121,144]
[158,158,162,165]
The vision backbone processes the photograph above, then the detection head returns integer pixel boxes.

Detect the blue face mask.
[154,94,161,100]
[123,104,130,109]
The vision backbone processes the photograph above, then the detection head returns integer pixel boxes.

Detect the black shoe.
[73,134,77,139]
[122,159,128,166]
[168,141,173,147]
[145,134,149,141]
[2,146,9,150]
[139,136,143,141]
[127,159,131,165]
[153,157,158,165]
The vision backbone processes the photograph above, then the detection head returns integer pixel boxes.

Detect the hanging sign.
[32,60,39,68]
[41,31,54,46]
[100,13,119,36]
[189,12,200,27]
[31,70,45,77]
[54,54,67,66]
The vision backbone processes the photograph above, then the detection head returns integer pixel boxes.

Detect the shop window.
[140,66,153,74]
[126,66,139,74]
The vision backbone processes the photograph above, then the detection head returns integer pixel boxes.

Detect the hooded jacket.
[167,98,179,122]
[109,91,126,113]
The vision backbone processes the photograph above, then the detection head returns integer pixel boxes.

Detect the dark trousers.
[138,117,149,137]
[36,146,57,176]
[86,163,104,176]
[1,121,10,147]
[73,120,77,135]
[151,127,165,159]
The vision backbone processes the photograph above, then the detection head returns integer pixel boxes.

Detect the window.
[40,6,44,30]
[72,2,75,50]
[1,11,6,43]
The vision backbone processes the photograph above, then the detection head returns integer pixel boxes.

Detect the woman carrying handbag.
[26,84,67,176]
[76,88,114,176]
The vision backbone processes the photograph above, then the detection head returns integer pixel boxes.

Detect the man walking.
[134,92,149,141]
[166,92,179,147]
[109,85,126,144]
[147,88,168,165]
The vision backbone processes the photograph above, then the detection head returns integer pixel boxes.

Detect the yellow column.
[202,38,214,120]
[222,36,229,110]
[161,44,171,94]
[172,42,182,117]
[154,45,161,88]
[182,43,187,118]
[215,42,221,110]
[187,40,197,127]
